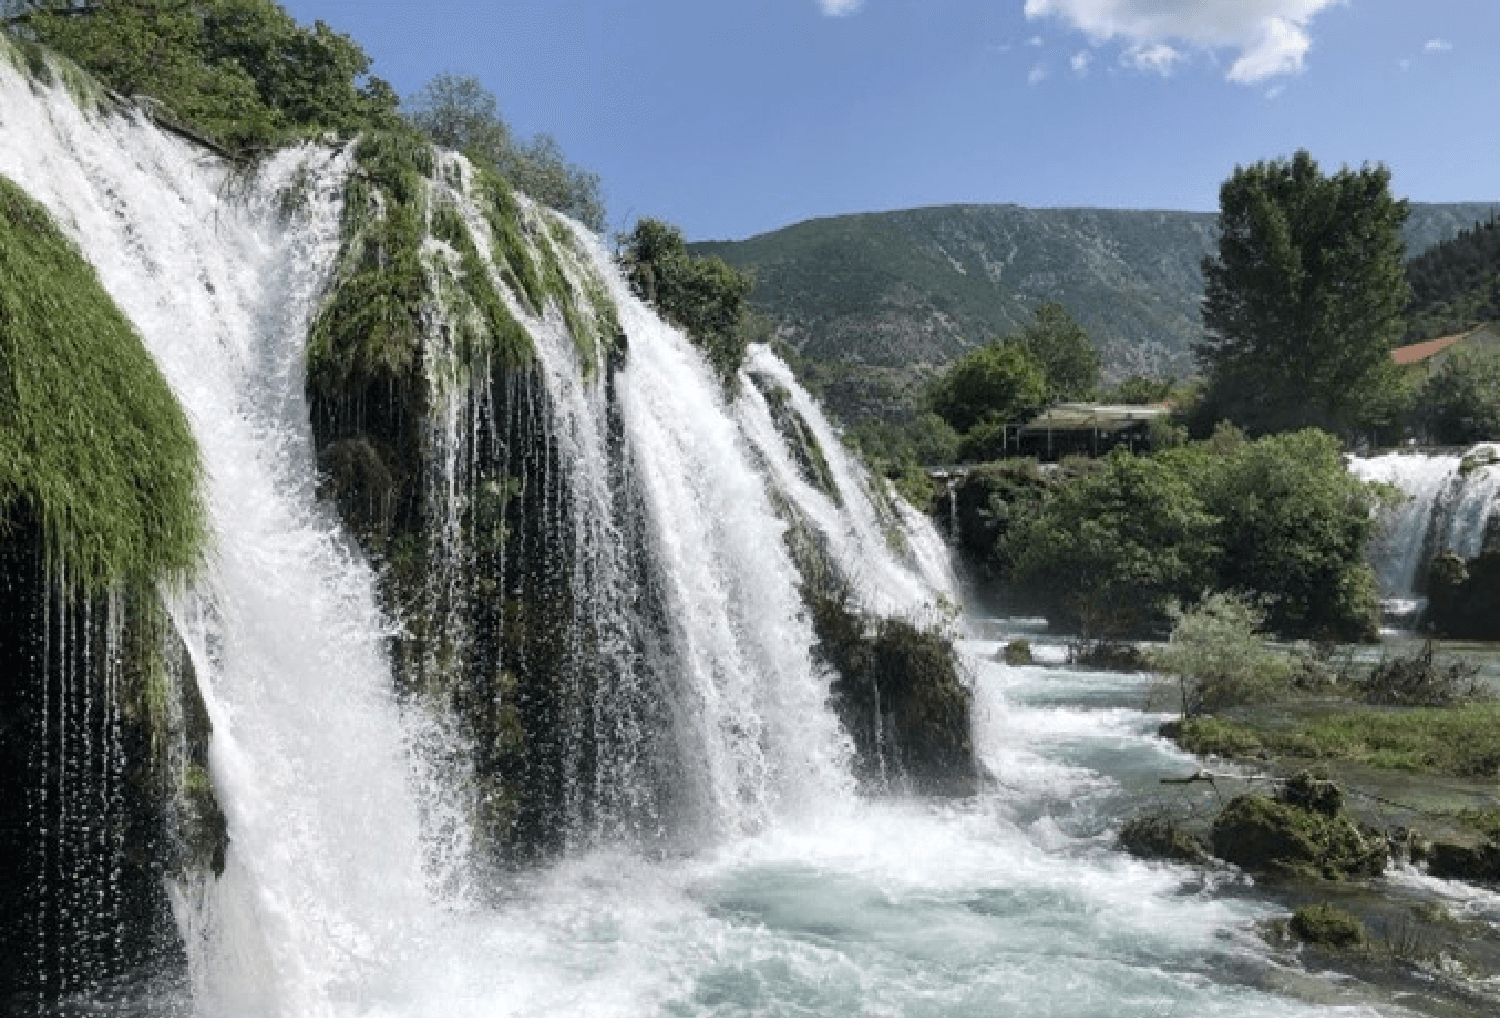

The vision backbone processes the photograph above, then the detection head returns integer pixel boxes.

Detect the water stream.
[1,57,1478,1017]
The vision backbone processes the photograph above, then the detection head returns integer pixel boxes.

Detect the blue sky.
[280,1,1499,241]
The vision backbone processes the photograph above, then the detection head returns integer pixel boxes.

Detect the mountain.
[694,202,1500,429]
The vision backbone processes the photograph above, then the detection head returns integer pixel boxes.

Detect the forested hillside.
[1405,213,1500,341]
[695,202,1500,430]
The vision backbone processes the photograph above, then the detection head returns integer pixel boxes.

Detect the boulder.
[1119,814,1209,864]
[1211,775,1385,880]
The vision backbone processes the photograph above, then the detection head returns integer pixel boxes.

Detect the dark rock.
[811,589,978,796]
[1426,841,1500,881]
[1119,813,1209,864]
[1426,550,1500,640]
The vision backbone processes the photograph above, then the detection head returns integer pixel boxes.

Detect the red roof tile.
[1392,332,1465,366]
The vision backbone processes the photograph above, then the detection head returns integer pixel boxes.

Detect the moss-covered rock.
[1211,776,1386,880]
[747,371,842,506]
[1290,903,1366,948]
[1001,640,1032,666]
[808,587,977,796]
[1118,813,1209,864]
[0,173,205,588]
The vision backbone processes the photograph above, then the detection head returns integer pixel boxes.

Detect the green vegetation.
[1015,301,1100,402]
[1178,705,1500,778]
[929,339,1049,461]
[619,217,756,387]
[1001,427,1384,640]
[16,0,399,151]
[0,174,204,587]
[1413,344,1500,445]
[1149,594,1295,716]
[749,373,841,505]
[692,201,1494,441]
[1013,449,1215,638]
[1291,904,1367,948]
[406,72,605,231]
[926,302,1099,461]
[1196,150,1410,439]
[307,127,438,391]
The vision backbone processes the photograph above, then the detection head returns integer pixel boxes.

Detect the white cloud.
[1122,42,1183,75]
[817,0,864,16]
[1028,63,1049,85]
[1070,50,1094,75]
[1424,38,1452,52]
[1027,35,1045,47]
[1024,0,1340,83]
[1398,57,1411,71]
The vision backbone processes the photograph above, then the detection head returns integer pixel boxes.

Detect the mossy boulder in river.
[1211,774,1386,880]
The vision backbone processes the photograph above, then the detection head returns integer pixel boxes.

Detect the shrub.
[1414,345,1500,446]
[618,218,755,387]
[1148,593,1294,716]
[1358,641,1486,706]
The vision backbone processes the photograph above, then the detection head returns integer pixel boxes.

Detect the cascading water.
[1350,446,1500,615]
[5,51,1482,1018]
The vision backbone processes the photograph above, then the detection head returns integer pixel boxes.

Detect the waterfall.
[0,51,951,1013]
[1349,445,1500,614]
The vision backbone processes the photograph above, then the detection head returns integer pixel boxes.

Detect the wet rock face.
[1426,550,1500,640]
[1211,776,1386,880]
[0,523,222,1005]
[811,592,978,797]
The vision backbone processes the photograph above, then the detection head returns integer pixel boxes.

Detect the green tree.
[1017,301,1099,402]
[22,0,398,149]
[405,72,605,231]
[1196,150,1410,438]
[1170,426,1385,641]
[1012,450,1218,638]
[928,341,1048,452]
[1415,345,1500,445]
[618,217,755,385]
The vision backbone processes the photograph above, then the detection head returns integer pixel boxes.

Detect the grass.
[0,174,205,587]
[1178,704,1500,778]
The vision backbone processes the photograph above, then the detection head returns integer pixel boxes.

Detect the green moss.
[751,374,842,506]
[307,128,432,387]
[1290,904,1366,947]
[429,202,532,369]
[0,174,205,588]
[472,168,616,375]
[1211,792,1386,880]
[1184,704,1500,777]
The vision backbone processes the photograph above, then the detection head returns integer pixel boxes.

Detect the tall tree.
[1196,150,1410,438]
[405,72,605,232]
[1017,301,1099,402]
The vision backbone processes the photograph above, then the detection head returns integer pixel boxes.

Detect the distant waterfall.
[1349,445,1500,614]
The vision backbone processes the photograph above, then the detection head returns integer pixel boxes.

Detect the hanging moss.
[473,167,617,375]
[306,128,432,389]
[0,174,205,589]
[428,202,531,369]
